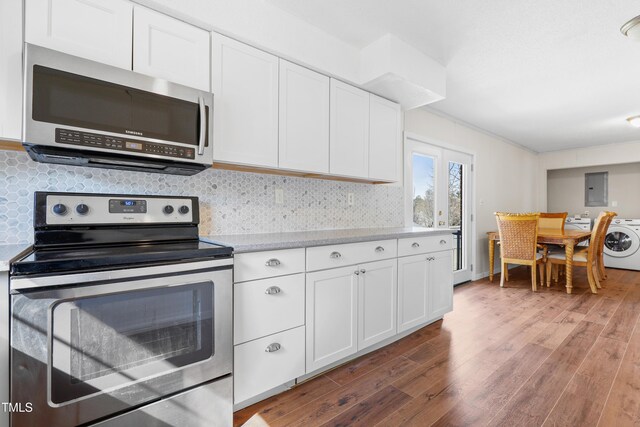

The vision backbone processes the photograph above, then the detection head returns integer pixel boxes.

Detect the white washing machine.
[603,218,640,270]
[565,217,592,247]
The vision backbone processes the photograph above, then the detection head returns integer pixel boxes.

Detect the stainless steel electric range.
[6,192,233,427]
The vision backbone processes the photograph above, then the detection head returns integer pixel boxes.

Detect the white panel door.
[369,94,401,181]
[0,0,23,140]
[133,7,210,90]
[397,254,429,332]
[25,0,132,69]
[429,250,454,320]
[306,266,358,373]
[329,79,370,178]
[358,259,397,350]
[212,34,279,168]
[279,60,330,173]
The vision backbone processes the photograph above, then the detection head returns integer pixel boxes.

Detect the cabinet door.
[25,0,132,69]
[429,251,454,320]
[306,266,358,373]
[397,254,429,332]
[212,34,279,168]
[279,60,330,173]
[0,0,22,140]
[329,79,370,178]
[358,259,397,350]
[369,94,401,181]
[133,7,210,91]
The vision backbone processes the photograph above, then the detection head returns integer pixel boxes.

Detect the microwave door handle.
[198,96,206,156]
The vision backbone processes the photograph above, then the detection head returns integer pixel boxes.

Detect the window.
[412,153,435,227]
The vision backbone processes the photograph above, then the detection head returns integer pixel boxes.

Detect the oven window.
[32,65,208,147]
[50,282,213,404]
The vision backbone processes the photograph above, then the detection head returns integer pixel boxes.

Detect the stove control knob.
[178,205,190,215]
[52,203,68,216]
[75,204,90,215]
[163,205,174,215]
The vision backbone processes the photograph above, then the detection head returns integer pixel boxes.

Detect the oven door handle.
[198,96,206,156]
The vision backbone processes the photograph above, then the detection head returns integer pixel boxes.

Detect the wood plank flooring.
[235,266,640,427]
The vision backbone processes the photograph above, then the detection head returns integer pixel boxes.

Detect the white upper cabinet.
[0,0,23,140]
[133,7,210,91]
[25,0,133,69]
[279,60,330,173]
[212,34,279,168]
[369,94,401,181]
[329,79,370,179]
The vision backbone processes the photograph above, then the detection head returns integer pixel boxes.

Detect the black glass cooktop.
[11,240,233,276]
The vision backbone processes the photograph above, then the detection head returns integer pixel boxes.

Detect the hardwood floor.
[234,266,640,426]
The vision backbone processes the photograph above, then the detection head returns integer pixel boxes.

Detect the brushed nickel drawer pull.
[265,258,281,267]
[440,239,447,244]
[360,269,366,274]
[330,251,342,259]
[375,246,385,252]
[412,242,420,248]
[354,270,360,275]
[265,343,281,353]
[265,286,282,295]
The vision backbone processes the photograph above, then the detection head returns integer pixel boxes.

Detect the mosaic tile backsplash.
[0,151,404,244]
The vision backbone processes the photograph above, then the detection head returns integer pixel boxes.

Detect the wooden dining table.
[487,228,593,294]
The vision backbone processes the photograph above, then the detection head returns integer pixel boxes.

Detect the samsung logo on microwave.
[125,130,143,136]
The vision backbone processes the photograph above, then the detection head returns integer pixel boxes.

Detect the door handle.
[438,221,446,226]
[197,96,206,155]
[265,343,281,353]
[265,286,282,295]
[265,258,281,267]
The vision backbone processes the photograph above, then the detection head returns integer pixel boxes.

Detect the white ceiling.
[267,0,640,152]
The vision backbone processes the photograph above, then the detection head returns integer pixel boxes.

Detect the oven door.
[10,259,232,427]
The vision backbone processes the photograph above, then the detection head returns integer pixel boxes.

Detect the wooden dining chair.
[576,211,616,283]
[538,212,568,231]
[545,212,608,293]
[495,212,545,291]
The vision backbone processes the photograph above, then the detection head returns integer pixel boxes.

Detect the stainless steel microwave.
[22,43,214,175]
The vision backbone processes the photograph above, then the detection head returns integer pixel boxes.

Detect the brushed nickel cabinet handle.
[265,286,282,295]
[440,239,447,244]
[330,251,342,259]
[412,242,420,248]
[265,258,281,267]
[265,343,281,353]
[360,269,366,274]
[375,246,385,252]
[354,270,360,275]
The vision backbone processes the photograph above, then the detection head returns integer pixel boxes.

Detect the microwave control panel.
[55,128,196,159]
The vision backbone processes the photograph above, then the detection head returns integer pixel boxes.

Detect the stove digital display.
[109,199,147,214]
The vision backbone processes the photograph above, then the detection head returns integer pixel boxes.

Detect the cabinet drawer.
[234,326,305,404]
[234,248,305,282]
[398,234,453,257]
[306,239,397,271]
[234,274,305,345]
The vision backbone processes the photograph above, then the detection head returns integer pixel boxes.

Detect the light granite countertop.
[202,227,457,253]
[0,244,32,272]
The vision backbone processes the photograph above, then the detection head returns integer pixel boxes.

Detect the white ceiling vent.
[359,34,446,110]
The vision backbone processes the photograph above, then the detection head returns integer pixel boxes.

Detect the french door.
[404,136,473,284]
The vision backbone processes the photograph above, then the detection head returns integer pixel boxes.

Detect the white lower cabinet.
[398,250,453,333]
[234,326,305,404]
[358,259,397,349]
[305,266,358,373]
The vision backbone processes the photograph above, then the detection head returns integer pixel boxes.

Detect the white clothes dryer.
[603,219,640,270]
[565,217,592,247]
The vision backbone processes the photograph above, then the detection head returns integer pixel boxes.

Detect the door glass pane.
[449,162,463,271]
[412,153,435,227]
[51,282,213,403]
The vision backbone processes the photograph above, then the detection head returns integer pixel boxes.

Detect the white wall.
[404,108,539,279]
[537,140,640,211]
[547,163,640,218]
